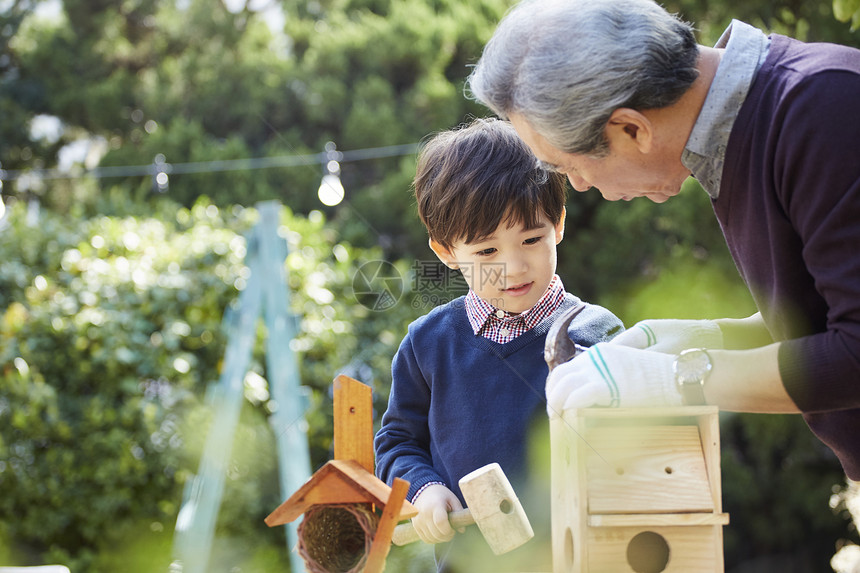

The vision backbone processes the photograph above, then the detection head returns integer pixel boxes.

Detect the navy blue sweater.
[374,293,622,508]
[715,34,860,478]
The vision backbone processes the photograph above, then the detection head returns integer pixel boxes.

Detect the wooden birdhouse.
[265,375,417,573]
[550,406,729,573]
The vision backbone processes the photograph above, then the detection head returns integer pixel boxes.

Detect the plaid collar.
[464,275,565,343]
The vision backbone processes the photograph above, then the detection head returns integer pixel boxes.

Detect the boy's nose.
[504,254,529,278]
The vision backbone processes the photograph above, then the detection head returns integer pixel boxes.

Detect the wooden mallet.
[390,463,534,555]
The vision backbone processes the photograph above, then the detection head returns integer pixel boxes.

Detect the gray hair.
[467,0,699,156]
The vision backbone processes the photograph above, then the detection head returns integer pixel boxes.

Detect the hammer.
[390,463,534,555]
[544,305,588,371]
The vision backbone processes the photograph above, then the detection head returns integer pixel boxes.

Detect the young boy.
[374,118,623,572]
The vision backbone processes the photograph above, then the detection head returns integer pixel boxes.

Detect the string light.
[0,142,420,184]
[317,142,344,206]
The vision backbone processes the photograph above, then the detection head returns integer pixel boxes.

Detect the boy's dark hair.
[414,117,567,249]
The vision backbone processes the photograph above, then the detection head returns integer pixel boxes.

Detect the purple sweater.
[715,34,860,479]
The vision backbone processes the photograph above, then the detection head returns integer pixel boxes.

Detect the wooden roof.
[264,459,418,527]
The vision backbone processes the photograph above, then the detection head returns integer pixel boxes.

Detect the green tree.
[0,197,424,571]
[834,0,860,29]
[3,0,513,256]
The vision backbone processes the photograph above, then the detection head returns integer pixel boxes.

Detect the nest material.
[297,503,379,573]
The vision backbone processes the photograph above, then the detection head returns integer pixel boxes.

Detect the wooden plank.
[364,477,410,573]
[587,525,723,573]
[265,462,344,526]
[586,425,715,514]
[299,473,377,508]
[552,413,590,572]
[328,460,417,521]
[589,513,729,527]
[698,410,723,512]
[333,374,375,473]
[329,460,395,507]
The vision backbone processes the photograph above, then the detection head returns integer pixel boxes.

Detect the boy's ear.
[554,207,566,244]
[429,239,459,269]
[606,107,653,154]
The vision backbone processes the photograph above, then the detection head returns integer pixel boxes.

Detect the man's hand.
[546,342,681,416]
[411,484,465,544]
[610,318,723,354]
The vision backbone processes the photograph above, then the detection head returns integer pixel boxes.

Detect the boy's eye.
[523,236,542,245]
[476,247,497,256]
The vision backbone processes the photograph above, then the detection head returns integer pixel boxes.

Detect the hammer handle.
[391,508,474,546]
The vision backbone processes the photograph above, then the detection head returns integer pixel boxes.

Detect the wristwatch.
[673,348,712,406]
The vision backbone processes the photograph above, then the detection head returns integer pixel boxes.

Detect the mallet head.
[458,463,534,555]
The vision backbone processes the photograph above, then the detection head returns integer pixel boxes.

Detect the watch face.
[675,349,712,385]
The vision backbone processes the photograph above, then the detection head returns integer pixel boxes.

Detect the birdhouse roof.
[265,459,418,527]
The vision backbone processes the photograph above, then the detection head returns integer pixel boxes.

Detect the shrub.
[0,197,421,571]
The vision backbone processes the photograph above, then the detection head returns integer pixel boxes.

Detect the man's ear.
[607,108,653,154]
[554,207,566,244]
[429,239,459,269]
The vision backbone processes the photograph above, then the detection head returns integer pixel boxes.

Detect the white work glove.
[546,342,681,417]
[411,483,465,544]
[610,318,723,354]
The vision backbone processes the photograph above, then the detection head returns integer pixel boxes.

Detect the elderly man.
[467,0,860,481]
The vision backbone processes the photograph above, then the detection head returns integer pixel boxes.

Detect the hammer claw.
[544,305,587,372]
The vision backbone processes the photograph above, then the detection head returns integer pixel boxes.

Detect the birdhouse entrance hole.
[627,531,670,573]
[297,503,379,573]
[564,527,575,568]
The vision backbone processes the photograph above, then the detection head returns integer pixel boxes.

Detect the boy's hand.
[411,484,465,544]
[611,319,723,354]
[546,342,681,416]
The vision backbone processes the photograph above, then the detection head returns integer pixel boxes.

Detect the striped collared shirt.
[464,274,566,344]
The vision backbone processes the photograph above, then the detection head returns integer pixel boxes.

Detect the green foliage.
[2,0,512,259]
[559,178,741,308]
[721,413,850,568]
[0,197,254,570]
[835,0,860,30]
[667,0,860,45]
[0,198,423,570]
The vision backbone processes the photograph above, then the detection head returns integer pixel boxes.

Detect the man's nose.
[568,172,591,192]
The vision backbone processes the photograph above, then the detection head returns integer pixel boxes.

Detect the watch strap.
[678,379,706,405]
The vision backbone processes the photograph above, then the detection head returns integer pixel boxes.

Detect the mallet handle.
[391,508,474,546]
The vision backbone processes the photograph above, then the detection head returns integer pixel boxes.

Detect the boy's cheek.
[480,262,507,287]
[459,263,474,285]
